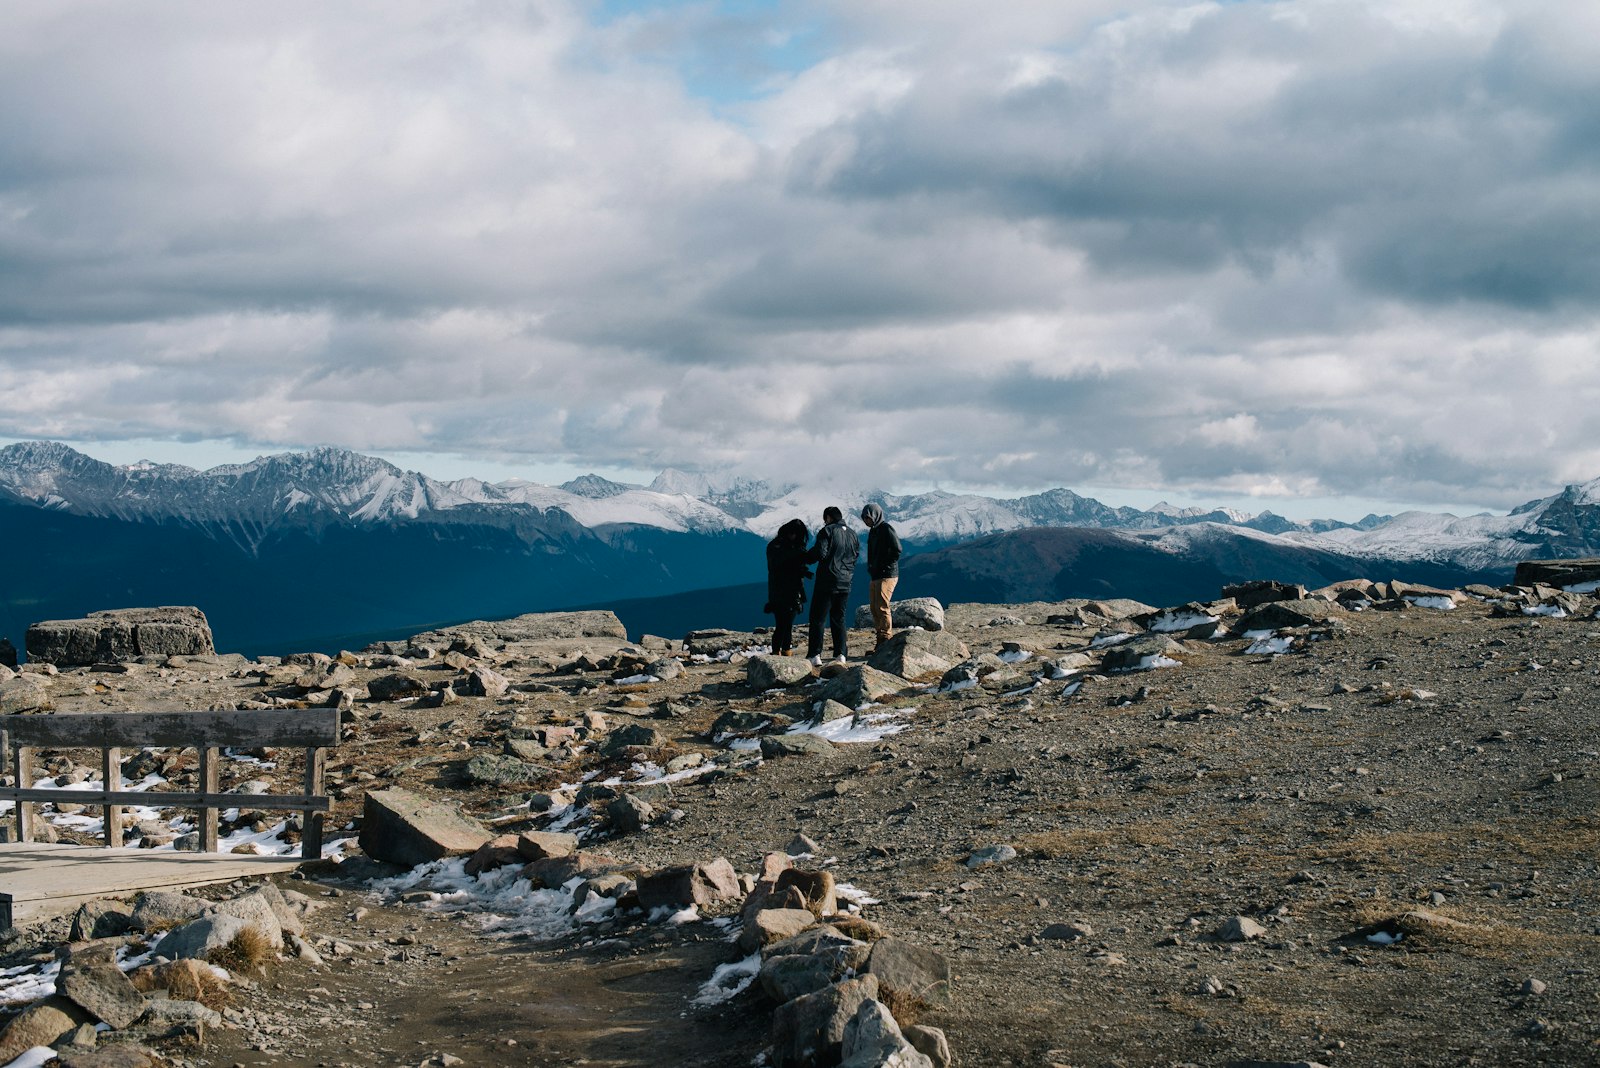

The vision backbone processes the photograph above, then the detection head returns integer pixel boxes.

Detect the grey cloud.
[1,1,1598,515]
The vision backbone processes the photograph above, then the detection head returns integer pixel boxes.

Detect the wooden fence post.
[198,747,220,852]
[103,746,123,848]
[302,746,326,860]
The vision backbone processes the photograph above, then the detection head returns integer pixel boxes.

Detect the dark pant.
[806,584,850,658]
[772,608,797,653]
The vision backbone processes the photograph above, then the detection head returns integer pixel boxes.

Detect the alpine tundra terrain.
[2,565,1600,1067]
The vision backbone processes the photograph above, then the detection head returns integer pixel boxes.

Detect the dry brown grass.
[207,926,275,975]
[164,962,232,1009]
[880,984,929,1028]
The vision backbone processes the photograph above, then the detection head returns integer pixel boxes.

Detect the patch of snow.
[1132,654,1182,671]
[1,1048,59,1068]
[1059,679,1083,697]
[1562,579,1600,594]
[1246,636,1295,656]
[1148,611,1217,633]
[1366,931,1403,945]
[372,859,585,940]
[789,710,910,744]
[1090,632,1135,649]
[1405,595,1456,611]
[997,649,1032,664]
[0,958,60,1006]
[834,882,880,910]
[693,952,762,1006]
[937,677,978,693]
[1523,604,1567,618]
[612,673,659,686]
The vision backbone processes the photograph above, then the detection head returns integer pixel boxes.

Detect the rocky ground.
[2,575,1600,1067]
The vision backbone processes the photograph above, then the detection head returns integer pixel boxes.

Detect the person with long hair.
[764,518,811,656]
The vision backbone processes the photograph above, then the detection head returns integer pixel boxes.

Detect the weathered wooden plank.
[102,746,123,849]
[4,709,340,749]
[0,789,330,811]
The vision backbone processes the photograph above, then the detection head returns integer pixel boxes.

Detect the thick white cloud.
[0,0,1597,512]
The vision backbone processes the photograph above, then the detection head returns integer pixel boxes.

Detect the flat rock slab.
[0,843,302,927]
[26,606,214,667]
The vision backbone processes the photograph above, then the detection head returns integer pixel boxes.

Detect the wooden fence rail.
[0,709,340,861]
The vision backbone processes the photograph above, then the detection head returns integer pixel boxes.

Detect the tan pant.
[870,577,898,645]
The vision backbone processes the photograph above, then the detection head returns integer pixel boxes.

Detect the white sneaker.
[807,654,824,666]
[832,655,847,665]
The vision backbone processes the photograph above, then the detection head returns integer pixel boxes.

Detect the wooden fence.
[0,709,340,861]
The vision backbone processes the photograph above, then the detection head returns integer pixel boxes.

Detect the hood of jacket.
[860,502,884,527]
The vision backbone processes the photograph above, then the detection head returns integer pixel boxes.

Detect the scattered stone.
[965,844,1017,869]
[1215,916,1267,942]
[366,673,429,701]
[606,793,656,833]
[762,733,838,759]
[746,909,823,955]
[1038,921,1094,942]
[463,754,554,786]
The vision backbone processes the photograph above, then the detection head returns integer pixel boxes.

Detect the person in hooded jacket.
[804,506,860,664]
[860,502,903,649]
[764,518,811,656]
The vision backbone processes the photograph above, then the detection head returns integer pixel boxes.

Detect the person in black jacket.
[860,502,902,649]
[804,506,860,664]
[764,518,810,656]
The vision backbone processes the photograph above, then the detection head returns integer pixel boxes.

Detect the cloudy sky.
[1,0,1597,519]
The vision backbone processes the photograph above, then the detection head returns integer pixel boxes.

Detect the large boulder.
[853,597,945,632]
[636,858,741,911]
[156,914,253,961]
[841,999,935,1068]
[359,787,491,868]
[771,975,880,1068]
[866,631,969,680]
[0,674,51,713]
[1237,598,1344,632]
[26,607,214,667]
[865,938,952,1006]
[749,655,816,689]
[0,996,96,1063]
[57,961,147,1029]
[814,665,905,709]
[404,611,628,647]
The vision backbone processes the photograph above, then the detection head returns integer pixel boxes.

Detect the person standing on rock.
[764,518,811,656]
[860,502,902,650]
[804,506,860,665]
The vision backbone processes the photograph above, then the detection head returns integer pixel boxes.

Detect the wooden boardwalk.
[0,842,305,928]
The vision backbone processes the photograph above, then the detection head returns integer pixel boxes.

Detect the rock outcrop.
[25,606,215,667]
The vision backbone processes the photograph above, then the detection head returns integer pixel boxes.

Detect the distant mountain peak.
[560,474,633,499]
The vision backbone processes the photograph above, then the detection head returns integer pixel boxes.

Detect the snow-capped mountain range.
[1,440,1596,569]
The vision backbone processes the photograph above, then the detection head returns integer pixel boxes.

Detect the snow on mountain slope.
[445,477,741,533]
[4,441,1600,572]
